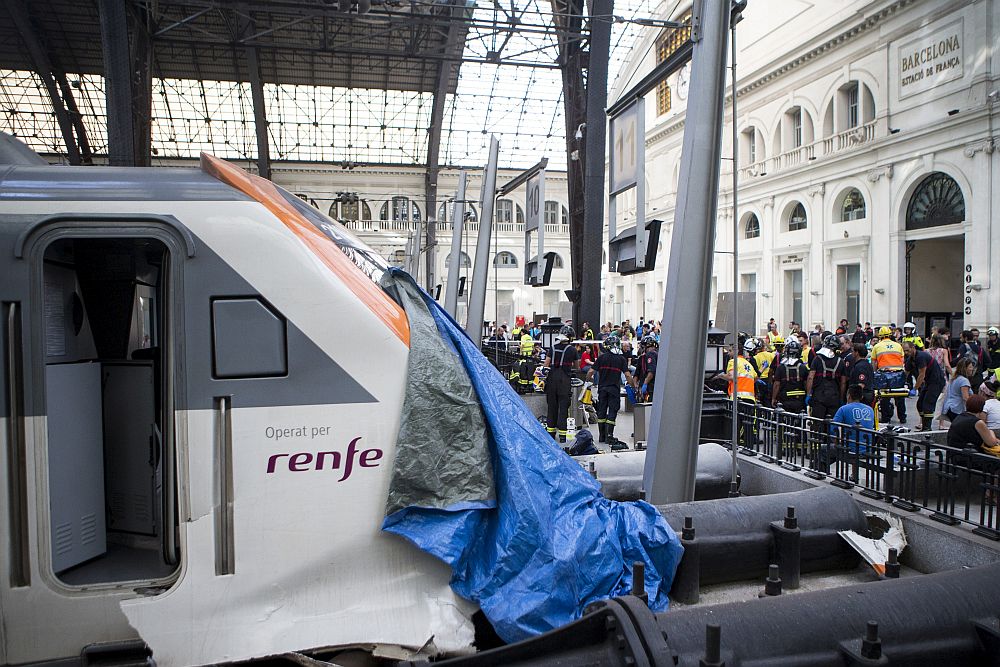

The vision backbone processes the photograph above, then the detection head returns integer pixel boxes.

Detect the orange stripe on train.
[200,153,410,347]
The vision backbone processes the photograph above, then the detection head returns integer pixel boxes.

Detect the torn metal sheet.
[838,511,907,576]
[122,403,477,666]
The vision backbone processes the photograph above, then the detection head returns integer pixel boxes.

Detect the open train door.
[0,200,192,665]
[116,157,477,666]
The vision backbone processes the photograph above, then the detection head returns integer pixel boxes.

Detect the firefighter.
[510,353,537,394]
[587,334,634,448]
[771,338,809,413]
[903,340,945,431]
[636,335,659,402]
[544,325,579,443]
[806,334,847,421]
[870,325,907,423]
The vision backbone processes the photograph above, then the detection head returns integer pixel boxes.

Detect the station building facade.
[269,164,575,327]
[607,0,1000,337]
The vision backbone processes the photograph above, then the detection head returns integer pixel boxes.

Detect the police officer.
[902,322,925,350]
[870,325,907,423]
[544,325,579,443]
[986,327,1000,372]
[772,339,809,413]
[587,334,635,447]
[636,335,659,401]
[807,334,847,420]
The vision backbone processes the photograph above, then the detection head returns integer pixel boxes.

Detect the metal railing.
[737,120,878,181]
[727,401,1000,539]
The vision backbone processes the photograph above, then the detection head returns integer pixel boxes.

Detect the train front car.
[0,145,475,666]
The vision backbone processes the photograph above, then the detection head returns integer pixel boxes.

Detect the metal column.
[237,4,271,179]
[7,0,82,164]
[643,0,732,504]
[424,0,464,293]
[579,0,613,328]
[466,136,500,341]
[551,0,587,320]
[97,0,136,166]
[246,46,271,180]
[444,170,468,317]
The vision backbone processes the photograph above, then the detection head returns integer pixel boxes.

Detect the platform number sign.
[609,103,640,196]
[607,97,649,272]
[524,169,546,284]
[527,177,541,228]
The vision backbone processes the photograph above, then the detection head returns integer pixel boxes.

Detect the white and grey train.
[0,135,477,666]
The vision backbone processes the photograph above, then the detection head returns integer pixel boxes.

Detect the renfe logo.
[266,437,383,482]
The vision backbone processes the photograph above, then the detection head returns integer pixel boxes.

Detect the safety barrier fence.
[480,343,525,376]
[726,400,1000,540]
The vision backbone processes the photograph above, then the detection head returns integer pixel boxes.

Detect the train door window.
[41,236,179,586]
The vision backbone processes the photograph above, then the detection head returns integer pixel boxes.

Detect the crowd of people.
[488,317,664,447]
[719,318,1000,459]
[487,314,1000,460]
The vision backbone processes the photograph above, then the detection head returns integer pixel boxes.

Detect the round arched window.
[444,251,472,268]
[744,213,761,239]
[906,172,964,230]
[787,203,807,231]
[840,189,866,221]
[493,251,518,268]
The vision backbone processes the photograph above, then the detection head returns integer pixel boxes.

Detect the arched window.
[495,198,525,225]
[787,202,807,231]
[782,107,813,151]
[906,172,965,230]
[494,251,518,268]
[742,126,760,164]
[826,81,877,136]
[544,201,568,226]
[551,253,564,269]
[444,251,472,268]
[438,201,479,223]
[379,196,421,222]
[744,213,760,239]
[330,198,371,221]
[840,189,866,221]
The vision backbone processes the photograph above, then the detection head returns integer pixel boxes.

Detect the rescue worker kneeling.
[544,325,579,443]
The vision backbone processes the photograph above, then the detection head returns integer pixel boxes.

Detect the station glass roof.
[0,0,663,170]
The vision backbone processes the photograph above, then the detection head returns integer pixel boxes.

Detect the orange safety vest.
[871,339,904,370]
[727,356,758,402]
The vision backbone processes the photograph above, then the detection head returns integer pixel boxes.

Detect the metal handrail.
[725,401,1000,538]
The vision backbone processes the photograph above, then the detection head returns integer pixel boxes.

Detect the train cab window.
[41,237,178,586]
[212,297,287,378]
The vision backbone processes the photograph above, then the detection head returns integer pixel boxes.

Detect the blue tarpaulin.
[382,270,683,643]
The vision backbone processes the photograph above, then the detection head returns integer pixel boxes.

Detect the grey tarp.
[382,273,495,516]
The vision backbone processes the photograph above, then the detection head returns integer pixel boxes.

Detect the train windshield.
[275,187,389,284]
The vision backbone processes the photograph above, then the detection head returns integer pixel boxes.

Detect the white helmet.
[743,337,757,354]
[903,321,916,332]
[989,326,999,337]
